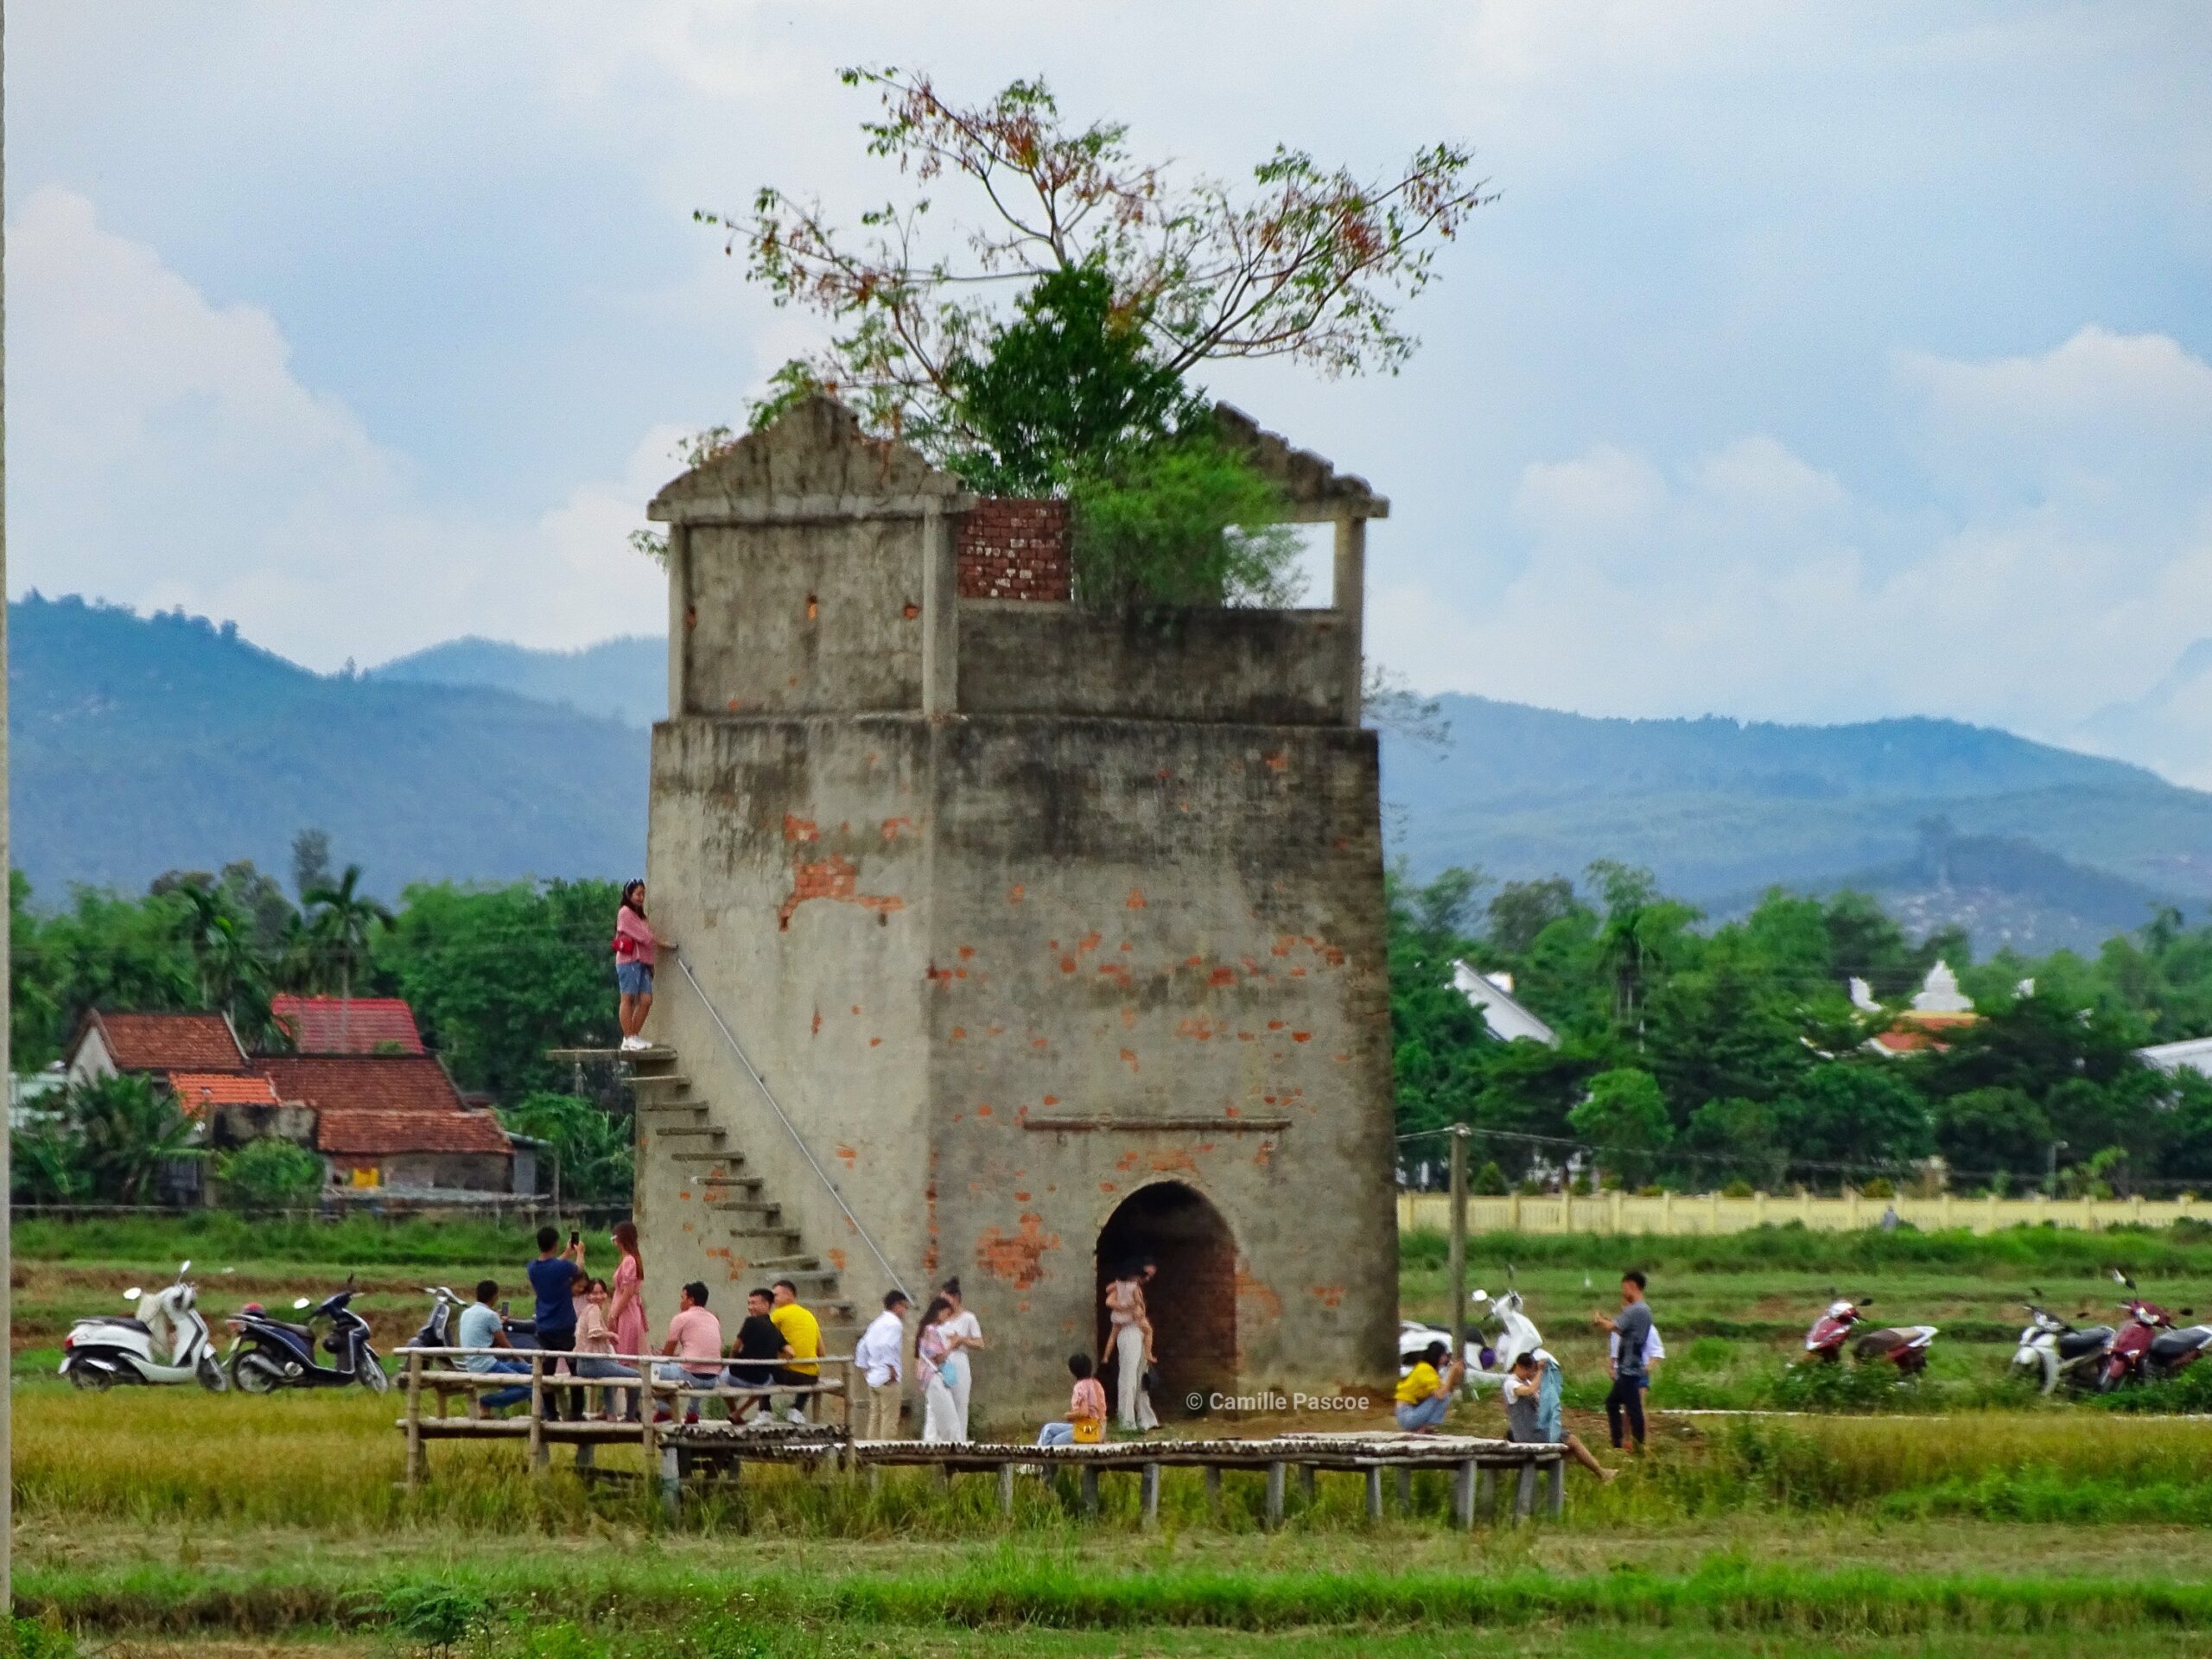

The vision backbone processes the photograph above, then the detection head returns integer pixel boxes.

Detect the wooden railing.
[1399,1189,2206,1237]
[395,1344,854,1489]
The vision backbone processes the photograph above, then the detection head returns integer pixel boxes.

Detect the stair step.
[744,1255,820,1271]
[639,1098,708,1113]
[653,1126,726,1141]
[628,1071,693,1093]
[667,1152,744,1166]
[713,1204,783,1224]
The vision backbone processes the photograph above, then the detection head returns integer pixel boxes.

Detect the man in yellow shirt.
[769,1278,823,1426]
[1395,1338,1463,1433]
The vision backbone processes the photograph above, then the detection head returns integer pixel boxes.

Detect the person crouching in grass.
[1395,1338,1463,1433]
[1503,1349,1617,1483]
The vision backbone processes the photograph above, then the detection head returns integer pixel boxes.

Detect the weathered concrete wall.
[683,520,928,717]
[644,715,937,1339]
[957,605,1354,726]
[919,716,1396,1417]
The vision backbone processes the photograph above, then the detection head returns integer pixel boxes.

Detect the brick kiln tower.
[636,396,1395,1422]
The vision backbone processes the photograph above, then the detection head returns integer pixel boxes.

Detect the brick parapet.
[957,499,1071,602]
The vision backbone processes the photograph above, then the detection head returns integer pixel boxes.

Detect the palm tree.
[71,1075,200,1205]
[166,879,270,1035]
[302,864,396,1049]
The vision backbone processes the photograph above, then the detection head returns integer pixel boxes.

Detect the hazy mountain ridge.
[10,596,646,899]
[14,602,2210,953]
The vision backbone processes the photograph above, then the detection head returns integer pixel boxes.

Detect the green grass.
[10,1210,575,1269]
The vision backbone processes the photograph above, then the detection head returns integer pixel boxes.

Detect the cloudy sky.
[10,3,2212,778]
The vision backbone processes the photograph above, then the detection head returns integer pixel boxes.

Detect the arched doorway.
[1096,1182,1236,1418]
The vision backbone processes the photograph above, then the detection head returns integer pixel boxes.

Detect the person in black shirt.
[725,1287,791,1423]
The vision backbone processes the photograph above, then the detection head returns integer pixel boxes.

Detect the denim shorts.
[616,960,653,995]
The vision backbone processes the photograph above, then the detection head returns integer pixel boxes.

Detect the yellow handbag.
[1072,1416,1105,1444]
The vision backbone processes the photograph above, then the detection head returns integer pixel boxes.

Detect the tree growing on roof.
[301,864,395,1050]
[719,67,1492,449]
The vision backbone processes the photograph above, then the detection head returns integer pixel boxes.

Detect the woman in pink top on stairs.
[613,880,663,1052]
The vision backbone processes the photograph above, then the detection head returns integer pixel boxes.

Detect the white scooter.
[1399,1286,1544,1394]
[60,1260,228,1391]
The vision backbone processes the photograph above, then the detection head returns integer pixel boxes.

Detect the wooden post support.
[1512,1463,1537,1524]
[1452,1460,1477,1529]
[1141,1463,1161,1529]
[1265,1461,1287,1528]
[404,1351,425,1491]
[1364,1466,1384,1521]
[1395,1467,1413,1512]
[639,1376,660,1476]
[1299,1463,1317,1504]
[997,1462,1015,1517]
[1448,1127,1469,1364]
[1204,1465,1223,1514]
[1475,1465,1496,1520]
[1546,1459,1565,1517]
[658,1445,681,1518]
[527,1352,547,1471]
[574,1441,596,1476]
[1079,1465,1100,1517]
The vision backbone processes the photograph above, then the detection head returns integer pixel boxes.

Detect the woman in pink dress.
[607,1219,649,1417]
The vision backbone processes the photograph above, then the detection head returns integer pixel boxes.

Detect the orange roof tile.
[269,996,426,1056]
[167,1072,281,1116]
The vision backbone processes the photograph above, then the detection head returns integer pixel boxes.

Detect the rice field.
[18,1217,2212,1654]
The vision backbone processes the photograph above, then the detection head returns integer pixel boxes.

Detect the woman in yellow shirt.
[1395,1338,1463,1433]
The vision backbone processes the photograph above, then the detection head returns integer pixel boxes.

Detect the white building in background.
[1452,962,1560,1047]
[2141,1037,2212,1081]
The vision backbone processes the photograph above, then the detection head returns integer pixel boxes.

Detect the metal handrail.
[671,952,909,1298]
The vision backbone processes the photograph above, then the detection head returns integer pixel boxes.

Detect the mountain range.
[11,594,2210,952]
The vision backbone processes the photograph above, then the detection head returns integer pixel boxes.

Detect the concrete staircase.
[628,1047,860,1357]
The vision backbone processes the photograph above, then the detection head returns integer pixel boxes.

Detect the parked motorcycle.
[2101,1271,2212,1388]
[1398,1281,1543,1392]
[226,1278,388,1395]
[2010,1291,2115,1395]
[1803,1297,1936,1374]
[60,1261,227,1391]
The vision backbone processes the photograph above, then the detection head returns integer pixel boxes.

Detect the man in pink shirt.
[656,1280,724,1423]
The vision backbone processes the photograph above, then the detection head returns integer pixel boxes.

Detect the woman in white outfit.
[1103,1257,1160,1432]
[917,1295,968,1443]
[940,1277,984,1440]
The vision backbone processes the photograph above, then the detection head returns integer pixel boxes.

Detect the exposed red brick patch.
[835,1143,857,1168]
[810,1010,823,1036]
[783,815,819,842]
[1311,1284,1346,1310]
[1208,967,1238,988]
[880,817,914,842]
[778,854,905,930]
[1292,1032,1313,1044]
[976,1213,1060,1288]
[1008,884,1026,903]
[1119,1047,1140,1072]
[1126,888,1147,909]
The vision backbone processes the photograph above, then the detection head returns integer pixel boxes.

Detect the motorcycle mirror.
[123,1287,142,1301]
[292,1297,312,1311]
[178,1260,192,1277]
[2186,1308,2197,1319]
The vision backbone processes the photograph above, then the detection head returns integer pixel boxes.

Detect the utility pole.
[1447,1126,1470,1369]
[3,0,16,1610]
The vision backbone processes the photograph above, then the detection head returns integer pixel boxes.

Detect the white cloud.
[8,186,672,669]
[1374,328,2212,759]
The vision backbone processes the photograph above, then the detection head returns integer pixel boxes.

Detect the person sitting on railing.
[459,1279,534,1412]
[572,1277,641,1421]
[1504,1350,1615,1484]
[655,1281,724,1425]
[1035,1353,1108,1446]
[770,1279,823,1427]
[725,1287,791,1424]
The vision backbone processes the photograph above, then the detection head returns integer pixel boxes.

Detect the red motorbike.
[2101,1271,2212,1389]
[1803,1297,1937,1375]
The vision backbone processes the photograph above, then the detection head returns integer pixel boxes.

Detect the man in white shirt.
[854,1289,911,1440]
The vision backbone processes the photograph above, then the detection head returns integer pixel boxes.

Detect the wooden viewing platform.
[396,1347,1567,1526]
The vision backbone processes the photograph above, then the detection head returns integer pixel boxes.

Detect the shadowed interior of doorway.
[1095,1180,1237,1418]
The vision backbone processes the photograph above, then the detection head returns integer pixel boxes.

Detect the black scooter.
[226,1278,387,1395]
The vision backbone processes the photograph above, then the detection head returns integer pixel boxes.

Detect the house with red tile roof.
[262,1054,515,1192]
[269,995,427,1056]
[66,1010,251,1086]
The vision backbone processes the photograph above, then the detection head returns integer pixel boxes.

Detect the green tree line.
[1389,863,2212,1198]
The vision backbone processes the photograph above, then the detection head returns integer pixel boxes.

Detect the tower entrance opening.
[1095,1181,1237,1418]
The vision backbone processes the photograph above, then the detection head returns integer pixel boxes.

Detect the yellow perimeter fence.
[1397,1190,2207,1236]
